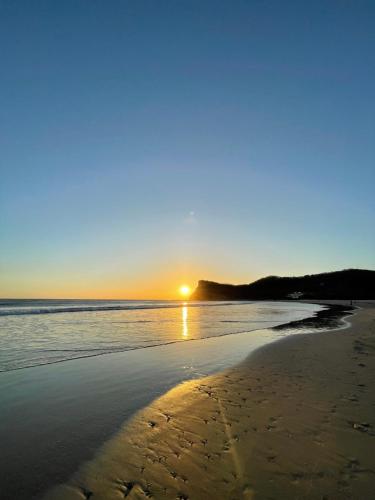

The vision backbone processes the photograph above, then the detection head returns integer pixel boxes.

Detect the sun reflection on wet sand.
[182,304,188,338]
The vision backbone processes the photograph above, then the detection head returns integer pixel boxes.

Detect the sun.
[179,285,191,297]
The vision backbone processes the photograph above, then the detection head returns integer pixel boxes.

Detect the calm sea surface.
[0,299,322,372]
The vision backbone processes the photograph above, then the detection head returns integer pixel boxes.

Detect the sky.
[0,0,374,299]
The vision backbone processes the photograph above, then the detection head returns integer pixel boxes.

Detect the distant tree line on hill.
[190,269,375,301]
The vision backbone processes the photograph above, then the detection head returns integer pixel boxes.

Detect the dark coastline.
[191,269,375,301]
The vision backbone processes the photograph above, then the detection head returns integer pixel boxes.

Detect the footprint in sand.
[222,441,230,451]
[80,487,93,499]
[118,481,132,498]
[269,416,280,423]
[266,424,276,431]
[351,421,372,433]
[348,395,359,402]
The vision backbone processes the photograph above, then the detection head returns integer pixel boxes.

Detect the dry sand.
[45,304,375,500]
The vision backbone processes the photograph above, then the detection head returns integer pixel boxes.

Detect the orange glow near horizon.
[1,260,228,299]
[0,255,230,299]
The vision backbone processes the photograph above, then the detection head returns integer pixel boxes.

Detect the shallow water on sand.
[0,300,321,371]
[0,301,325,499]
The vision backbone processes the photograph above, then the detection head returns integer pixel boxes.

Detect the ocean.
[0,299,329,499]
[0,299,323,372]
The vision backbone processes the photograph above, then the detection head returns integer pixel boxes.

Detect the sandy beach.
[3,1,374,497]
[44,302,375,500]
[0,301,326,500]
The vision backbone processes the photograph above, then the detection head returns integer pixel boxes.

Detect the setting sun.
[179,285,191,297]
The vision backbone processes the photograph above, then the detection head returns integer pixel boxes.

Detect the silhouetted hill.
[190,269,375,301]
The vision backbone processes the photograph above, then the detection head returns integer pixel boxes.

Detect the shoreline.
[44,301,375,500]
[274,302,354,331]
[1,301,324,374]
[1,301,324,500]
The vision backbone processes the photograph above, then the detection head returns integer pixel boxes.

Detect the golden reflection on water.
[182,304,188,338]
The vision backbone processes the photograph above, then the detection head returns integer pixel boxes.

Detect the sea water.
[0,300,327,499]
[0,299,321,372]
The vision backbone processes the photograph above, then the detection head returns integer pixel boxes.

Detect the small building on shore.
[287,291,304,299]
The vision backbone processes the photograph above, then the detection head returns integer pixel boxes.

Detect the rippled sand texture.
[46,305,375,500]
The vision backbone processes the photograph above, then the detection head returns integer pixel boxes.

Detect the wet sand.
[45,303,375,500]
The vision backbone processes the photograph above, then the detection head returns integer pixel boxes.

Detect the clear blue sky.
[0,1,374,298]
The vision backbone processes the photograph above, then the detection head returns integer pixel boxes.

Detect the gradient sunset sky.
[1,1,374,299]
